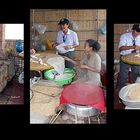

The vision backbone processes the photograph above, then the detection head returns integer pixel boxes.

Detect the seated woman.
[64,39,102,86]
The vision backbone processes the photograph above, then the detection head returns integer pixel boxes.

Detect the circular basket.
[121,53,140,65]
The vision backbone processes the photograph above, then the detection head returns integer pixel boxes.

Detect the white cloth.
[56,43,67,54]
[119,32,140,55]
[57,29,79,54]
[47,57,65,75]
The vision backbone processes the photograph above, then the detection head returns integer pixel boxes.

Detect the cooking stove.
[49,105,106,124]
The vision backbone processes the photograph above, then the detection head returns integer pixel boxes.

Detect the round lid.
[60,83,105,106]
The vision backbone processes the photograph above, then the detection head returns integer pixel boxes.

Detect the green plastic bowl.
[44,68,75,85]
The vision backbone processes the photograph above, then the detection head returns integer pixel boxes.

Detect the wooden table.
[121,52,140,65]
[30,52,62,71]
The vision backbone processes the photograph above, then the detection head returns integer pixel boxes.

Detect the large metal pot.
[65,104,100,117]
[119,84,140,108]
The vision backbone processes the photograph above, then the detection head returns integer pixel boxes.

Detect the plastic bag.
[33,35,46,51]
[30,76,41,86]
[135,77,140,83]
[70,21,79,31]
[33,24,47,34]
[47,57,65,75]
[99,20,106,35]
[16,40,23,53]
[19,72,24,84]
[56,43,67,54]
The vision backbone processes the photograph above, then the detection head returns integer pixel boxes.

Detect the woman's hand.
[78,64,88,69]
[64,57,79,66]
[63,56,71,61]
[75,61,81,67]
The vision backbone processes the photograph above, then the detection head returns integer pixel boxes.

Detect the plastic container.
[44,68,75,85]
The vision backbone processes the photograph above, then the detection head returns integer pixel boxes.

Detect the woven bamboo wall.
[30,9,106,61]
[114,24,134,59]
[0,24,5,57]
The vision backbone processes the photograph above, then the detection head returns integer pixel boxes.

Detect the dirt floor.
[0,77,24,105]
[53,111,106,124]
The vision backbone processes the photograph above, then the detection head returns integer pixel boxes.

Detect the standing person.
[64,39,102,86]
[118,24,140,90]
[56,18,79,69]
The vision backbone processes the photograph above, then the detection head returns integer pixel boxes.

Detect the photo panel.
[30,9,107,124]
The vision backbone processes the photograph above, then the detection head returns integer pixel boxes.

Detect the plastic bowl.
[44,68,75,85]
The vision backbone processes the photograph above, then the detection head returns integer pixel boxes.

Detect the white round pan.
[119,83,140,107]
